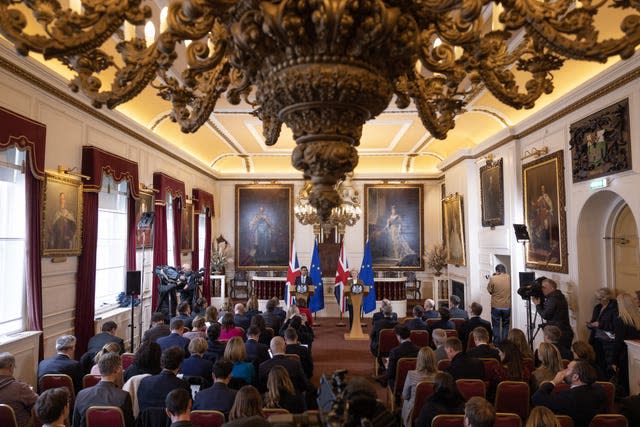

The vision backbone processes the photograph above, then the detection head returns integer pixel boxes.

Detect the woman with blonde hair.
[264,365,305,413]
[89,342,121,376]
[223,336,255,385]
[401,347,439,427]
[246,295,262,321]
[530,342,562,391]
[227,385,269,425]
[525,406,561,427]
[613,292,640,394]
[508,328,534,359]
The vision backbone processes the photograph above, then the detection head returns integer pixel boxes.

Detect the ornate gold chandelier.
[2,1,639,220]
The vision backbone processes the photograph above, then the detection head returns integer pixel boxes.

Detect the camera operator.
[341,377,397,427]
[178,263,199,307]
[156,265,179,320]
[532,278,574,349]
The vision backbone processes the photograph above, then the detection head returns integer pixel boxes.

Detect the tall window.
[198,214,206,268]
[0,148,26,334]
[166,193,176,266]
[95,175,128,311]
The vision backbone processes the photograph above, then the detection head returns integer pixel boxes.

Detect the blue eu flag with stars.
[360,240,376,314]
[308,239,324,312]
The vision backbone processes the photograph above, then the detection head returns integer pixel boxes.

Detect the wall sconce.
[521,146,549,161]
[57,164,90,180]
[139,183,159,193]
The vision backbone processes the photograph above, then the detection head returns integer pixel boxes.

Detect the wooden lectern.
[344,281,369,340]
[288,283,315,305]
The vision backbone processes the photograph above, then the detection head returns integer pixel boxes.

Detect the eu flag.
[360,240,376,314]
[308,239,324,313]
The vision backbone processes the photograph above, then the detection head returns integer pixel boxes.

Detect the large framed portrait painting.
[523,150,568,273]
[443,194,465,266]
[364,184,423,269]
[236,184,293,270]
[42,173,83,257]
[180,202,194,252]
[480,158,504,227]
[135,191,154,249]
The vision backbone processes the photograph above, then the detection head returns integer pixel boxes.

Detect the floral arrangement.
[425,243,447,275]
[211,247,228,273]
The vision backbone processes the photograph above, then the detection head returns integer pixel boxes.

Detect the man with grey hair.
[258,336,308,393]
[422,298,439,319]
[38,335,83,394]
[233,302,250,331]
[369,304,398,371]
[372,298,398,324]
[73,353,134,427]
[0,352,38,426]
[450,295,469,320]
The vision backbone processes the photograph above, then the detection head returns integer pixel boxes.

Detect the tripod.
[524,298,543,350]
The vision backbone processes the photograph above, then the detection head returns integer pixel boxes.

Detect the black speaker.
[513,224,530,241]
[519,272,535,288]
[138,211,154,228]
[126,271,141,296]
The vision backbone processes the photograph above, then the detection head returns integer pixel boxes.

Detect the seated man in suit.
[467,327,500,360]
[137,347,191,413]
[193,360,237,416]
[432,328,449,363]
[458,302,492,350]
[405,305,428,331]
[157,319,191,357]
[372,299,398,324]
[449,295,469,320]
[258,336,308,394]
[179,337,213,388]
[245,325,270,370]
[165,388,192,426]
[422,298,440,320]
[34,388,70,427]
[37,335,83,394]
[262,297,283,333]
[537,325,573,363]
[386,325,419,390]
[427,307,455,333]
[87,321,125,355]
[233,303,251,331]
[73,352,134,427]
[143,312,172,343]
[370,304,398,371]
[172,301,194,330]
[284,327,313,379]
[464,396,496,427]
[532,360,606,427]
[0,352,38,427]
[444,337,484,380]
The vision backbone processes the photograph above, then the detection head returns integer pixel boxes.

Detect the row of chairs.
[429,413,628,427]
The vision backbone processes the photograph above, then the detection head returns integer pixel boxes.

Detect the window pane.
[198,215,205,268]
[167,194,175,266]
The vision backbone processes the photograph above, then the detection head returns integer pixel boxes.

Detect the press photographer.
[532,278,573,349]
[154,265,180,319]
[176,263,202,307]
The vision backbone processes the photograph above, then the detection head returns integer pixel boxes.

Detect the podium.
[344,283,369,341]
[287,283,315,305]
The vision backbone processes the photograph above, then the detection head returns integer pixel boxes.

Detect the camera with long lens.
[517,276,546,300]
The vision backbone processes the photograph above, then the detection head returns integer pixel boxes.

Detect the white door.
[614,205,640,294]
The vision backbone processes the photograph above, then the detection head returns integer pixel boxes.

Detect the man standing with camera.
[178,263,199,307]
[486,264,511,343]
[532,278,574,349]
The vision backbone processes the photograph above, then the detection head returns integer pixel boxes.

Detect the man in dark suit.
[171,302,194,330]
[449,295,469,320]
[137,347,191,413]
[72,353,134,427]
[372,299,398,324]
[37,335,83,394]
[262,298,283,333]
[294,266,313,289]
[258,337,308,393]
[192,360,237,416]
[387,325,419,390]
[532,360,607,427]
[157,319,191,357]
[165,388,193,427]
[458,302,492,349]
[370,305,398,373]
[422,299,439,320]
[467,327,500,360]
[143,312,172,343]
[87,321,125,355]
[405,305,428,331]
[245,325,270,370]
[533,278,574,349]
[233,303,251,331]
[284,327,313,379]
[444,337,484,380]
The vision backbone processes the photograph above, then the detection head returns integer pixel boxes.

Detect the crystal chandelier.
[2,1,639,220]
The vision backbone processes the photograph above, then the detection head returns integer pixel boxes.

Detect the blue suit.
[137,370,191,412]
[156,333,190,357]
[180,355,213,387]
[37,354,83,394]
[73,381,134,427]
[192,382,237,415]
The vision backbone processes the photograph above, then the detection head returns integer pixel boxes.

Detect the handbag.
[594,328,615,342]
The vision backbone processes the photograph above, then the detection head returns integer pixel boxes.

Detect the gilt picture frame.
[235,184,293,270]
[523,150,568,273]
[443,193,465,266]
[480,158,504,227]
[42,172,83,257]
[135,190,154,249]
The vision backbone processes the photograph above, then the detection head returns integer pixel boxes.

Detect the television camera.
[517,276,546,301]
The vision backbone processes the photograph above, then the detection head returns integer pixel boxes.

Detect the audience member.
[491,339,529,388]
[445,337,484,380]
[401,347,439,427]
[297,298,314,327]
[142,312,171,343]
[245,325,270,370]
[282,314,314,348]
[180,337,214,387]
[192,297,208,318]
[73,353,134,427]
[224,385,269,427]
[89,342,121,376]
[464,396,496,427]
[38,335,83,394]
[428,307,455,333]
[193,360,237,416]
[370,304,398,369]
[224,336,256,386]
[487,264,511,344]
[449,295,469,320]
[587,287,618,374]
[233,303,251,331]
[620,378,640,427]
[34,388,69,427]
[124,340,161,382]
[245,296,262,322]
[340,376,395,427]
[531,342,563,391]
[183,316,207,341]
[405,305,428,331]
[157,319,191,357]
[137,347,190,412]
[262,298,283,333]
[250,314,273,346]
[422,299,439,320]
[509,328,534,360]
[204,323,226,362]
[572,340,606,381]
[432,329,448,363]
[386,325,419,389]
[535,325,572,364]
[284,327,314,379]
[172,301,194,330]
[467,327,499,360]
[372,299,398,324]
[0,352,38,427]
[258,337,307,393]
[264,365,305,413]
[414,372,465,427]
[613,292,640,395]
[532,360,606,427]
[204,306,219,325]
[165,388,192,427]
[458,302,492,349]
[220,313,244,340]
[87,320,125,355]
[525,406,561,427]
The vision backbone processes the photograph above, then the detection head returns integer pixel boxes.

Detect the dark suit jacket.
[72,381,134,427]
[370,317,398,355]
[204,340,226,363]
[427,319,455,334]
[458,317,492,348]
[262,311,283,333]
[233,313,251,331]
[387,340,419,388]
[87,332,125,354]
[372,311,398,324]
[294,275,313,287]
[286,343,313,378]
[180,355,213,386]
[37,353,83,394]
[422,310,440,320]
[532,382,607,427]
[245,339,270,369]
[137,370,191,412]
[192,382,237,415]
[143,324,171,343]
[450,307,469,320]
[536,290,572,334]
[172,314,194,329]
[405,317,428,331]
[467,344,500,361]
[258,355,307,393]
[446,352,484,380]
[156,333,191,356]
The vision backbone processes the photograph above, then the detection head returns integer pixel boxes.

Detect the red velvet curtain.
[192,218,200,273]
[151,204,167,312]
[204,217,212,300]
[173,197,182,268]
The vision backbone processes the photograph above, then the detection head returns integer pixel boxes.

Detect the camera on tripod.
[517,275,546,300]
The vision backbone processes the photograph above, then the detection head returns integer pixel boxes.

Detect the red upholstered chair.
[466,334,477,352]
[426,318,441,328]
[595,381,615,413]
[121,353,135,370]
[494,381,530,421]
[431,414,465,427]
[556,415,575,427]
[588,414,628,427]
[191,410,225,427]
[444,329,458,338]
[0,404,18,427]
[552,382,570,394]
[451,318,465,333]
[38,373,75,412]
[83,374,101,389]
[409,330,429,348]
[263,408,290,418]
[479,358,501,384]
[86,406,125,427]
[455,378,486,401]
[387,357,416,411]
[437,359,451,371]
[411,381,435,424]
[374,329,399,375]
[493,412,522,427]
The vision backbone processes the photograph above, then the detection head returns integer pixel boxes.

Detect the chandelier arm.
[166,1,231,41]
[0,0,151,59]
